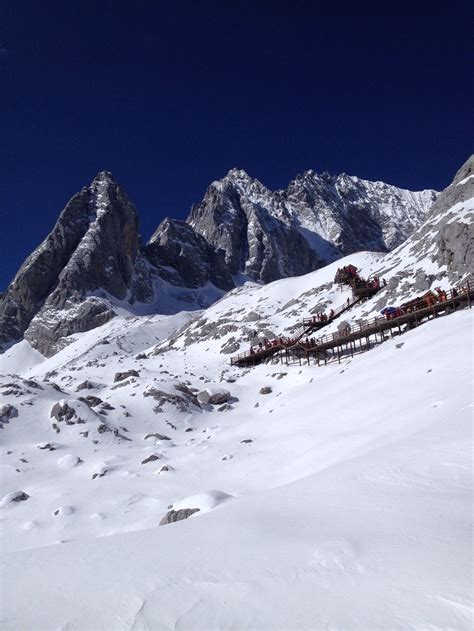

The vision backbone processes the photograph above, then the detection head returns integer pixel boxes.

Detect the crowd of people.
[334,264,360,284]
[334,265,386,290]
[382,286,465,320]
[310,308,335,324]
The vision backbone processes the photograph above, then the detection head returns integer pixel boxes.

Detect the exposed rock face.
[0,491,30,507]
[377,155,474,295]
[1,404,18,423]
[159,507,200,526]
[114,370,140,383]
[430,156,474,279]
[50,401,77,423]
[186,168,436,284]
[146,219,233,290]
[187,170,326,283]
[0,172,154,355]
[141,454,161,465]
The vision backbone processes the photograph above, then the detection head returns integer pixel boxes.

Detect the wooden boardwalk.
[231,281,473,368]
[233,294,364,367]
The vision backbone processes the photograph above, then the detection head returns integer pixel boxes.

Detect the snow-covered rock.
[57,454,82,470]
[0,491,30,508]
[160,490,233,525]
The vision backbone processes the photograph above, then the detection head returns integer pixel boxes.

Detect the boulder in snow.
[75,380,96,391]
[159,490,233,526]
[159,508,200,525]
[37,442,58,451]
[1,404,18,423]
[141,453,162,465]
[144,433,171,441]
[197,387,231,405]
[0,491,30,508]
[114,370,140,383]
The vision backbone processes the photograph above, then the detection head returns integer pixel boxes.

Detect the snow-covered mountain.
[0,173,222,357]
[186,167,436,284]
[0,154,473,628]
[0,172,154,355]
[0,164,437,357]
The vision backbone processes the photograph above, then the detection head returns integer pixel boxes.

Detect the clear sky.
[1,1,472,290]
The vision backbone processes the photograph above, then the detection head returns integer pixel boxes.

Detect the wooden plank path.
[231,281,473,368]
[232,294,364,367]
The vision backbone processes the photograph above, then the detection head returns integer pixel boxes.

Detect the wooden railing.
[230,280,472,366]
[302,294,361,329]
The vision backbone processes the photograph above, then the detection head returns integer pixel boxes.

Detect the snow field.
[0,253,472,629]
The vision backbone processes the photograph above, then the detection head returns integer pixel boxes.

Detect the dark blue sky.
[1,1,472,290]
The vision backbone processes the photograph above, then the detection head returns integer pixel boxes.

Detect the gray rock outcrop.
[159,507,200,526]
[114,370,140,383]
[377,154,474,293]
[146,219,233,290]
[1,404,18,423]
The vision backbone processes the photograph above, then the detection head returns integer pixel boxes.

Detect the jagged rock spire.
[0,172,153,355]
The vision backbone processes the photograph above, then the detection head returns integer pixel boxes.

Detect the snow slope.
[0,252,472,629]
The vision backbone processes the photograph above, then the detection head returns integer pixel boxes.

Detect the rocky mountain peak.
[92,170,116,183]
[0,173,153,355]
[225,167,252,182]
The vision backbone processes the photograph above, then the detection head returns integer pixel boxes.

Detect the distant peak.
[226,168,251,181]
[93,170,116,184]
[294,169,335,183]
